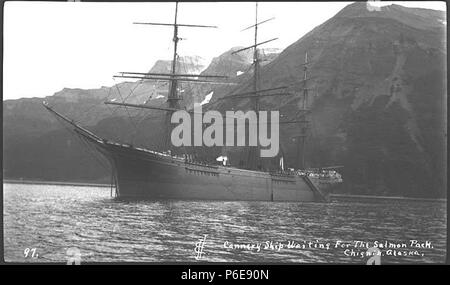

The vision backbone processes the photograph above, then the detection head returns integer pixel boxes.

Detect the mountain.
[148,55,208,74]
[209,2,446,197]
[180,47,253,108]
[3,3,446,198]
[2,55,207,182]
[2,47,277,182]
[180,47,283,108]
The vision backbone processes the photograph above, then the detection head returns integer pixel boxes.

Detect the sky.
[3,1,446,100]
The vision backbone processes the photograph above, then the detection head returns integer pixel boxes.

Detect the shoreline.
[3,179,111,188]
[3,180,446,202]
[330,193,446,203]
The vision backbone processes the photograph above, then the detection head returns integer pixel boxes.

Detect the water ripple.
[3,183,446,263]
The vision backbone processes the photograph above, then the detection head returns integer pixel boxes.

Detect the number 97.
[24,248,37,258]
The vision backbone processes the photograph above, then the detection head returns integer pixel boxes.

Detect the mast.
[300,52,309,170]
[292,52,311,170]
[229,2,289,171]
[168,2,180,108]
[107,2,221,154]
[253,2,259,110]
[220,4,315,171]
[247,2,260,170]
[164,2,180,152]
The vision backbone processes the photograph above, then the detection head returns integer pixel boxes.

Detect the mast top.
[133,22,217,29]
[241,17,275,32]
[133,2,216,29]
[114,2,224,103]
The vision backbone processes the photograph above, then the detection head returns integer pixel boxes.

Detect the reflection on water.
[3,183,446,263]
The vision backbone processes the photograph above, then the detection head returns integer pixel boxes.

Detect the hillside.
[209,2,446,197]
[3,3,446,198]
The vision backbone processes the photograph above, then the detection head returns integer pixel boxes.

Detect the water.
[3,183,446,264]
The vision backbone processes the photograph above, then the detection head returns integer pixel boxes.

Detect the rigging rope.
[109,82,145,147]
[51,112,111,176]
[129,80,169,144]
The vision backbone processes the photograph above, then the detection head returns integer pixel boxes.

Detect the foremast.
[106,2,222,154]
[105,2,314,171]
[165,2,181,152]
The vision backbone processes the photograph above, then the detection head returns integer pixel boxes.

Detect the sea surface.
[3,183,447,264]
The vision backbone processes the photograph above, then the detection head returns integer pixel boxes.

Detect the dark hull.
[42,100,328,202]
[91,140,327,202]
[309,176,343,194]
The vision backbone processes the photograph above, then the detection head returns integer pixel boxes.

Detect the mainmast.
[229,2,283,170]
[247,2,261,170]
[225,3,314,171]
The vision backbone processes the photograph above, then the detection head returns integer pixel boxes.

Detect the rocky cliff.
[3,3,446,197]
[209,2,446,197]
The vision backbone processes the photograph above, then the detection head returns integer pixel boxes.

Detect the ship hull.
[94,141,326,202]
[42,102,328,203]
[309,176,343,195]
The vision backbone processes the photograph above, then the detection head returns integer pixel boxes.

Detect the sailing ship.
[43,2,338,202]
